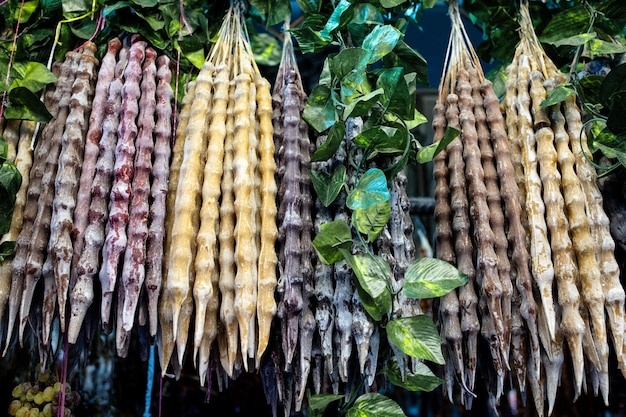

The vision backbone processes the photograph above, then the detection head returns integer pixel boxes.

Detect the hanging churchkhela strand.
[432,0,542,409]
[159,0,277,384]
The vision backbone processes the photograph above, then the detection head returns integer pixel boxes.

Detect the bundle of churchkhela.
[1,35,177,362]
[259,28,424,417]
[433,1,626,415]
[433,0,539,410]
[503,1,624,413]
[158,0,277,385]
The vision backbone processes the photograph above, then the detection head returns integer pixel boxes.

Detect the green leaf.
[312,220,352,265]
[10,62,57,93]
[17,0,39,23]
[362,25,402,64]
[387,315,445,364]
[70,18,98,40]
[0,136,7,160]
[5,87,53,122]
[250,33,282,67]
[136,10,166,31]
[403,257,468,299]
[380,0,406,7]
[0,161,21,235]
[310,164,346,207]
[290,27,331,54]
[485,64,508,99]
[354,126,406,155]
[130,0,158,7]
[385,360,444,392]
[607,92,626,135]
[331,48,370,80]
[343,88,384,119]
[62,0,90,16]
[347,4,384,42]
[303,85,337,132]
[416,127,459,164]
[320,0,353,41]
[311,121,345,162]
[347,393,407,417]
[578,75,603,107]
[0,241,17,262]
[544,32,597,47]
[103,2,131,17]
[387,72,415,120]
[422,0,437,8]
[405,108,428,130]
[340,250,392,321]
[540,6,591,44]
[307,393,343,417]
[540,83,576,108]
[600,63,626,108]
[178,37,206,70]
[587,39,626,57]
[390,41,428,86]
[376,67,403,107]
[353,201,390,242]
[267,0,291,26]
[347,168,390,210]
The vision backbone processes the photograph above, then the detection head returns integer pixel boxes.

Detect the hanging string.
[143,343,156,417]
[57,331,70,417]
[0,0,27,121]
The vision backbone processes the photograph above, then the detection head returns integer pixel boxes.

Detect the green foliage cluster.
[290,1,466,415]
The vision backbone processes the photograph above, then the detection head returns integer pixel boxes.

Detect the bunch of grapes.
[7,368,80,417]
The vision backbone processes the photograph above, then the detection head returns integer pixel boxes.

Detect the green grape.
[8,399,22,416]
[15,408,29,417]
[41,404,52,417]
[53,382,61,392]
[12,384,25,399]
[33,392,45,405]
[37,370,50,384]
[42,387,55,403]
[25,389,35,402]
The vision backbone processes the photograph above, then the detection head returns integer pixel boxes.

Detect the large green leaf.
[389,41,428,86]
[62,0,91,16]
[251,33,282,67]
[544,32,597,47]
[385,361,444,392]
[347,168,390,210]
[310,164,346,207]
[311,121,345,162]
[588,39,626,56]
[346,393,406,417]
[353,201,390,242]
[320,0,353,41]
[403,257,468,299]
[267,0,291,26]
[303,85,337,132]
[577,75,603,107]
[0,136,7,160]
[9,62,57,93]
[416,127,459,164]
[312,220,352,265]
[600,63,626,108]
[308,393,343,417]
[540,6,591,44]
[607,92,626,135]
[4,87,53,122]
[340,250,392,321]
[362,25,402,64]
[347,3,384,42]
[376,67,404,107]
[387,315,445,364]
